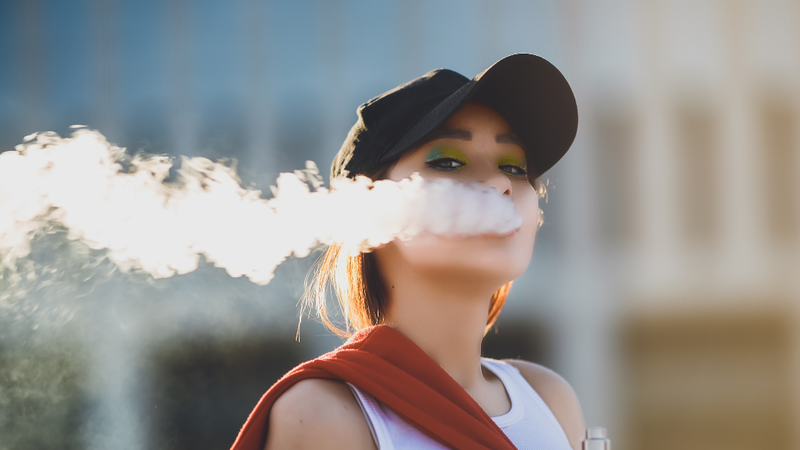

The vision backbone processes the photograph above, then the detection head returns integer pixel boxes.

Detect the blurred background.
[1,0,799,449]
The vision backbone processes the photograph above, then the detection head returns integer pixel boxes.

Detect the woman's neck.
[381,269,499,391]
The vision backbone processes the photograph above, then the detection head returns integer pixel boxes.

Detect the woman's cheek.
[392,233,460,265]
[516,189,540,231]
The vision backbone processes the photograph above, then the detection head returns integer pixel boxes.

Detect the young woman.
[231,54,584,450]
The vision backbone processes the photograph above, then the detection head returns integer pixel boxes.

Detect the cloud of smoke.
[0,129,522,287]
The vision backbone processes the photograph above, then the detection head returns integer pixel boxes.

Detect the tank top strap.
[346,382,389,449]
[346,382,450,450]
[480,358,570,442]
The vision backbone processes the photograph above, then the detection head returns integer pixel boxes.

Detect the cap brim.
[381,54,578,179]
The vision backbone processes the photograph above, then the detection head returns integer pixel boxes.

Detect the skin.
[265,103,585,450]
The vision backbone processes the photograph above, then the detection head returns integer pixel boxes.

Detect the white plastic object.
[582,427,611,450]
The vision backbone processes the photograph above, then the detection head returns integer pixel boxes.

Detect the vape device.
[582,427,610,450]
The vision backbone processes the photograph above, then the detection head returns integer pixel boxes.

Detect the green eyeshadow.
[425,147,468,164]
[497,155,527,171]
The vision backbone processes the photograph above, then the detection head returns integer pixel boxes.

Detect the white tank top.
[347,358,572,450]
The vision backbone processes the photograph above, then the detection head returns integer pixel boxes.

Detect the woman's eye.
[499,164,528,177]
[426,158,466,171]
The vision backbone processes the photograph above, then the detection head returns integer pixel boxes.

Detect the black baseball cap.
[332,53,578,180]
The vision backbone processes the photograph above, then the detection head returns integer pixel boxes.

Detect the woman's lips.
[419,228,520,240]
[480,228,518,238]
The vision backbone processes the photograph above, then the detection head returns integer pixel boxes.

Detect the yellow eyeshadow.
[425,147,468,164]
[497,155,527,170]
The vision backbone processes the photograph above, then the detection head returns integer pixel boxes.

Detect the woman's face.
[374,102,540,287]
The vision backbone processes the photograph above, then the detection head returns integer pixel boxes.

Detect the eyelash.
[499,164,528,177]
[426,158,465,171]
[425,153,527,177]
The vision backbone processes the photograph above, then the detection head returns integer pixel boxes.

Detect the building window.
[676,103,719,245]
[0,345,88,450]
[759,99,797,243]
[624,310,792,450]
[148,336,307,450]
[593,102,637,246]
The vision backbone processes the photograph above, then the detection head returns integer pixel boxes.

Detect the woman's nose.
[480,171,512,197]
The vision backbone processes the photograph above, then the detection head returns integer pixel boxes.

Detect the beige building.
[529,0,800,448]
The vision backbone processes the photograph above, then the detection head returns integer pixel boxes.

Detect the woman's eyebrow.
[417,129,522,146]
[496,133,522,146]
[421,129,473,143]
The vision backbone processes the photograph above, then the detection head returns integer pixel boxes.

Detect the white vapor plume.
[0,129,522,286]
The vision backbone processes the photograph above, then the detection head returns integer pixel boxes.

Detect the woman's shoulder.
[503,359,585,449]
[264,378,377,450]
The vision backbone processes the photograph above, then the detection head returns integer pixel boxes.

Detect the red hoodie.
[230,325,517,450]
